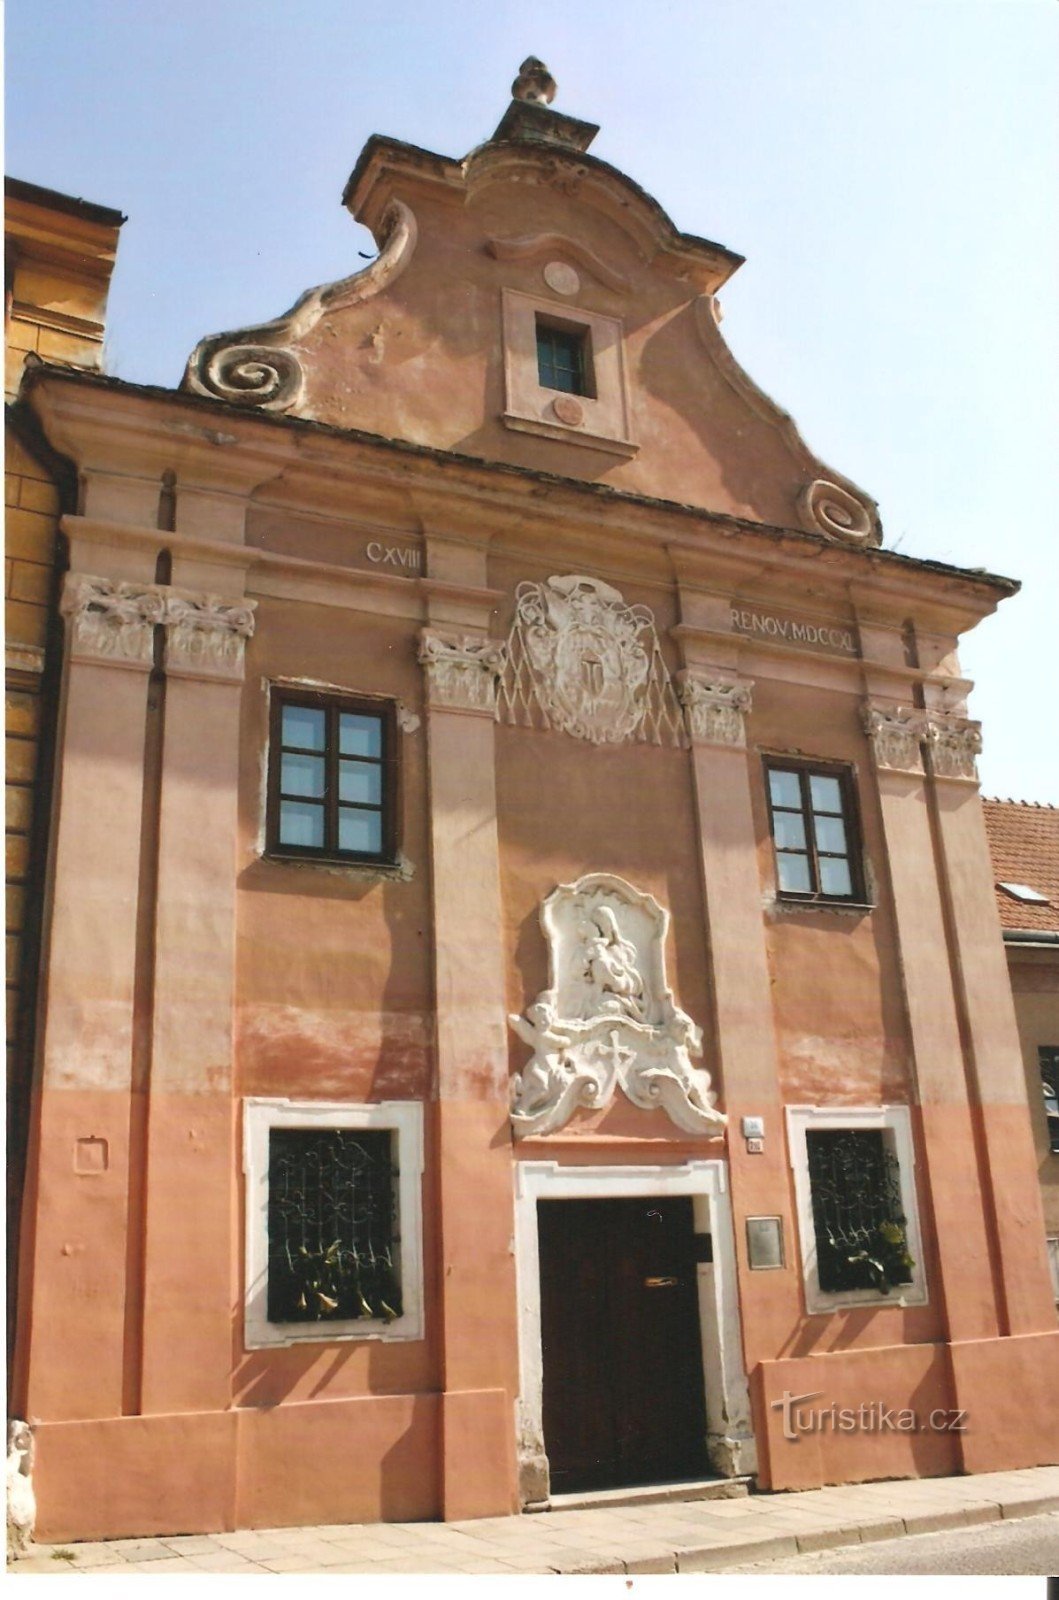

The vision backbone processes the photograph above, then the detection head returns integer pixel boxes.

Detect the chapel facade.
[8,62,1058,1542]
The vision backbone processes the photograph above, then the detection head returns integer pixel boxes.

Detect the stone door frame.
[513,1158,756,1504]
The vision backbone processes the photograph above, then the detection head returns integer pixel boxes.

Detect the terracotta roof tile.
[982,798,1059,932]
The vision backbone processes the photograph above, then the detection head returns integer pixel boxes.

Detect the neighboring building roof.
[5,176,126,228]
[983,798,1059,933]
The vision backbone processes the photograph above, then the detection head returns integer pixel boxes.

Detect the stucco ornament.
[497,576,685,746]
[800,479,879,546]
[678,671,753,748]
[861,703,927,774]
[925,714,982,782]
[6,1420,35,1558]
[418,629,507,714]
[509,874,725,1137]
[183,200,418,414]
[60,574,168,667]
[164,592,257,680]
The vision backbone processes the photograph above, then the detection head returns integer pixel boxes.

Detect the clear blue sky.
[8,1,1057,799]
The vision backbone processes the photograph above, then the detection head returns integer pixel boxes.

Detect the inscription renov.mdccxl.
[731,606,857,656]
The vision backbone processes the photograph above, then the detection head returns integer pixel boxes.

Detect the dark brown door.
[538,1196,709,1493]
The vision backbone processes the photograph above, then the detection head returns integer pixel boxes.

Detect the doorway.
[538,1195,709,1492]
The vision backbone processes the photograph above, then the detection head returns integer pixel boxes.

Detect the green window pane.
[281,752,325,799]
[810,774,843,814]
[339,760,382,807]
[282,704,326,752]
[769,769,802,809]
[820,856,853,896]
[339,713,382,759]
[774,810,807,851]
[279,800,325,848]
[814,814,848,855]
[338,807,382,855]
[777,853,812,893]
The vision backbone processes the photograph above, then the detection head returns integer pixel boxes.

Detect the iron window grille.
[267,689,397,865]
[1040,1046,1059,1154]
[266,1127,402,1325]
[536,317,592,396]
[806,1127,914,1294]
[764,758,865,903]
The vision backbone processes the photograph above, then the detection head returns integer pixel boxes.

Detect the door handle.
[643,1276,679,1288]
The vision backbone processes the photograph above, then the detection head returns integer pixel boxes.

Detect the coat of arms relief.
[509,874,726,1137]
[496,575,685,746]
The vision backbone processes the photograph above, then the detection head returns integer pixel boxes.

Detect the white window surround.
[513,1159,756,1506]
[1046,1236,1059,1303]
[500,288,636,458]
[786,1104,928,1315]
[242,1098,424,1349]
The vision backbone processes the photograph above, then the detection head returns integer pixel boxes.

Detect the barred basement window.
[243,1099,424,1348]
[806,1128,914,1295]
[267,1128,401,1325]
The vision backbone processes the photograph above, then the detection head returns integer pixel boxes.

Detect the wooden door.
[538,1195,709,1493]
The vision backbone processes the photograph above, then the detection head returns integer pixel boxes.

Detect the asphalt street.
[728,1510,1059,1575]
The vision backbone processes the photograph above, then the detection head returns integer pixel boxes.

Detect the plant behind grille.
[806,1128,914,1294]
[267,1128,402,1323]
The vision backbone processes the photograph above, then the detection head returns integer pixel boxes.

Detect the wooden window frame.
[535,315,594,398]
[763,756,866,905]
[266,687,398,867]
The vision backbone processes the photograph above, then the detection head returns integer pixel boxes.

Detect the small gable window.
[536,318,592,397]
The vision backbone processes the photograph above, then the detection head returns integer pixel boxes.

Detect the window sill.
[245,1316,421,1349]
[805,1284,927,1315]
[768,896,875,917]
[262,850,414,883]
[503,411,638,458]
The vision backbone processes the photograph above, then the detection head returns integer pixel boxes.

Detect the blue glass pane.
[281,752,325,798]
[810,774,843,815]
[777,853,811,893]
[820,856,853,897]
[774,811,806,851]
[769,769,802,810]
[339,760,382,806]
[282,704,325,752]
[339,713,382,759]
[338,808,382,854]
[279,800,324,848]
[815,814,848,855]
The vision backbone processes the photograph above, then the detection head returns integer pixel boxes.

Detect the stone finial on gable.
[512,57,557,106]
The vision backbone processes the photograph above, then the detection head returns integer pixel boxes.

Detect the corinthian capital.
[677,671,753,748]
[60,574,167,669]
[861,702,927,775]
[925,714,982,782]
[163,591,257,681]
[418,629,506,714]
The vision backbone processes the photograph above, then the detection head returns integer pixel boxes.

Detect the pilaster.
[418,616,519,1518]
[138,583,254,1413]
[860,701,1000,1343]
[674,658,802,1376]
[16,575,157,1420]
[921,711,1056,1334]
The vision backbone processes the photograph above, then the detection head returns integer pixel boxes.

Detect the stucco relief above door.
[509,873,726,1137]
[496,574,685,746]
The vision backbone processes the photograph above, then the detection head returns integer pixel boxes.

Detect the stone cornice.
[24,369,1016,634]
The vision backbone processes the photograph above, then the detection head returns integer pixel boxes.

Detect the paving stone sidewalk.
[9,1465,1059,1576]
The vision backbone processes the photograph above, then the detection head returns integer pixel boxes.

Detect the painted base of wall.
[31,1388,516,1543]
[754,1331,1059,1491]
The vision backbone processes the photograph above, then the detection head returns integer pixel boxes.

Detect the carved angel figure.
[578,905,646,1021]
